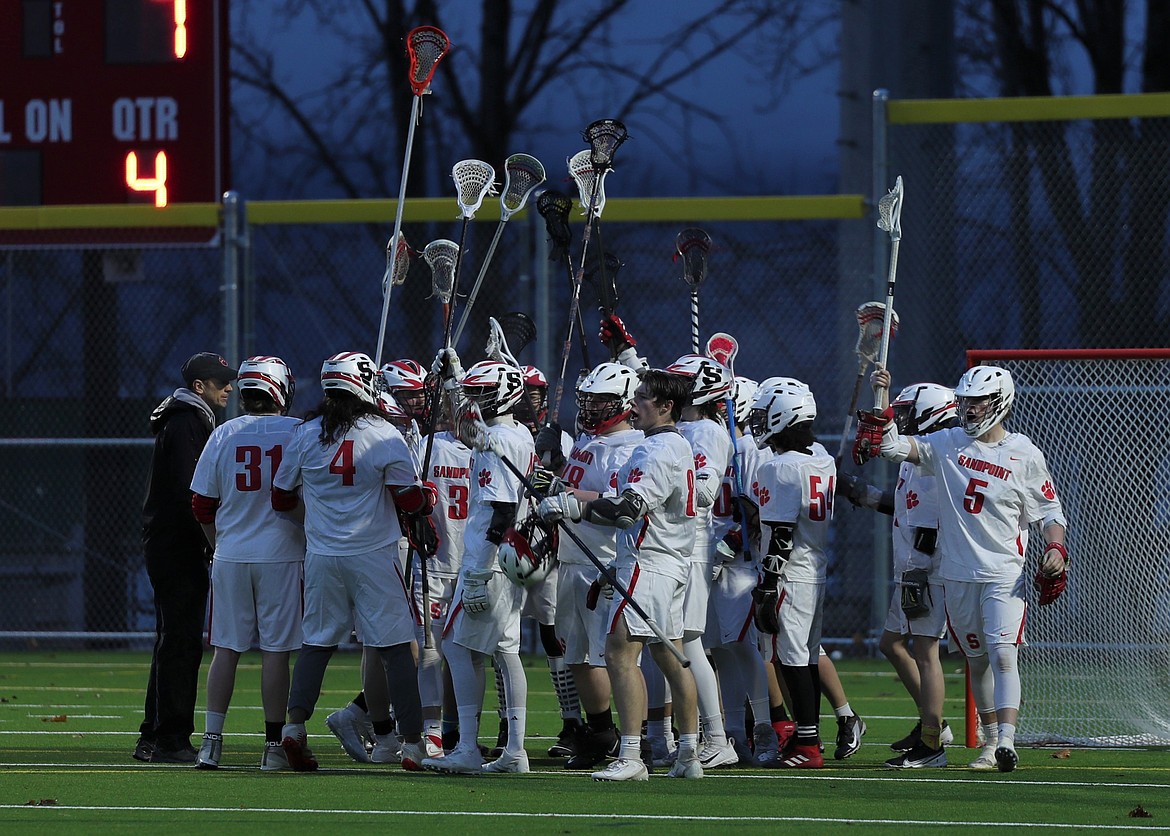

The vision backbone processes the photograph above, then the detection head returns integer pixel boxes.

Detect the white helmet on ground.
[731,376,758,426]
[665,354,733,405]
[892,383,957,436]
[497,515,558,589]
[955,365,1014,437]
[237,356,296,414]
[321,352,378,404]
[749,381,816,450]
[461,360,525,419]
[576,361,638,434]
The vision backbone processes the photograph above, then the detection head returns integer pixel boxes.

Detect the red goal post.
[963,348,1170,747]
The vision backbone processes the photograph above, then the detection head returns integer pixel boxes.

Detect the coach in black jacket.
[134,352,237,764]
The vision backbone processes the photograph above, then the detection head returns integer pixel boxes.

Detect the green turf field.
[0,650,1166,833]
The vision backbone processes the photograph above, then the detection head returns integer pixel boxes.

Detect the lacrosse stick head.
[583,118,629,170]
[405,26,450,96]
[584,250,623,316]
[536,189,573,262]
[854,301,899,364]
[382,232,413,297]
[423,239,460,303]
[568,149,608,217]
[485,312,536,369]
[675,228,712,289]
[451,395,492,452]
[500,154,546,221]
[877,175,904,242]
[705,332,739,372]
[451,159,497,220]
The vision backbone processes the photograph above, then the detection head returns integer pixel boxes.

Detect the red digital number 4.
[329,439,356,486]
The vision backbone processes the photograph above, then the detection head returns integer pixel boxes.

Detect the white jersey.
[559,428,642,566]
[462,419,538,574]
[755,441,835,582]
[893,461,942,577]
[190,414,305,564]
[712,431,756,545]
[914,427,1065,582]
[614,427,696,582]
[274,414,417,556]
[678,418,733,563]
[425,431,473,578]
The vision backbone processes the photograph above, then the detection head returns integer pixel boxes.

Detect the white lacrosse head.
[485,316,521,368]
[500,153,546,221]
[381,232,412,297]
[423,239,459,303]
[568,149,607,217]
[451,396,492,452]
[451,159,497,219]
[854,301,899,364]
[877,175,904,242]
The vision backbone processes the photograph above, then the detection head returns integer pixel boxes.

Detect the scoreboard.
[0,0,228,214]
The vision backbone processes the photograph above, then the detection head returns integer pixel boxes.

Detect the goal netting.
[967,349,1170,747]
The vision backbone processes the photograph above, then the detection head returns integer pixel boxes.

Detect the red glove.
[722,526,743,555]
[1034,543,1069,605]
[599,314,637,355]
[422,480,439,514]
[852,407,893,466]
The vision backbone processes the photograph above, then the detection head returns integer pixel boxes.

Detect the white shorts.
[556,563,607,666]
[521,562,558,623]
[944,576,1027,657]
[883,578,947,639]
[209,559,303,653]
[445,569,524,655]
[682,560,711,640]
[765,578,824,667]
[414,570,458,647]
[302,545,418,648]
[605,564,684,643]
[706,561,758,648]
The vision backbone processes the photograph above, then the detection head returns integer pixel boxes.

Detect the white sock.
[205,711,226,735]
[619,734,641,760]
[678,732,699,759]
[997,722,1016,749]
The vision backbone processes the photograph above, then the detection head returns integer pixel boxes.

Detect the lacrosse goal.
[966,348,1170,747]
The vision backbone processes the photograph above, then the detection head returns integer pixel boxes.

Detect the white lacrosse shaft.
[690,290,700,354]
[375,95,422,367]
[451,220,506,348]
[874,175,904,410]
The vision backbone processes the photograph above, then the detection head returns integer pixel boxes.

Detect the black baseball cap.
[182,352,239,386]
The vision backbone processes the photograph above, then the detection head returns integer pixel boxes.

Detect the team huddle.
[169,306,1067,779]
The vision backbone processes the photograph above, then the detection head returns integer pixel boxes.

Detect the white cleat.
[969,741,999,770]
[423,741,484,775]
[424,733,444,759]
[995,744,1019,773]
[698,739,739,769]
[666,755,704,779]
[592,757,649,782]
[940,722,955,747]
[260,741,291,771]
[481,748,530,773]
[195,733,222,769]
[399,741,426,771]
[370,734,403,764]
[326,708,373,763]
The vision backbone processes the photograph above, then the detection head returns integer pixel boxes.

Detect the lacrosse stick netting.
[423,239,459,329]
[583,118,629,171]
[485,313,537,369]
[537,189,573,263]
[835,301,899,463]
[452,159,497,219]
[873,175,904,408]
[380,232,413,297]
[568,149,608,218]
[452,154,545,347]
[677,228,712,354]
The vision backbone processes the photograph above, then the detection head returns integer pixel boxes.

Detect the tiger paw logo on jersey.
[478,468,492,487]
[751,480,760,497]
[1042,480,1056,500]
[627,467,644,483]
[905,490,919,509]
[694,453,707,471]
[757,486,771,505]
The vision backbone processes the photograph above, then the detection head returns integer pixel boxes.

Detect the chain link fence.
[3,92,1169,652]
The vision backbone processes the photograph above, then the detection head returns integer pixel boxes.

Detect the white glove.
[432,347,464,382]
[461,568,494,615]
[538,492,583,523]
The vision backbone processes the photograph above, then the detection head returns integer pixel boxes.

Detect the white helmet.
[381,359,427,392]
[749,381,816,450]
[758,376,810,397]
[461,360,525,418]
[730,376,758,426]
[375,390,410,426]
[892,382,957,436]
[576,361,638,434]
[321,352,378,404]
[665,354,733,405]
[237,355,296,414]
[518,364,550,427]
[955,365,1014,437]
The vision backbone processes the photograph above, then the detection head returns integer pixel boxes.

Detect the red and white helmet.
[381,359,427,392]
[749,380,816,449]
[519,364,550,426]
[892,383,957,436]
[665,354,733,406]
[321,351,378,404]
[576,361,638,434]
[955,365,1014,437]
[521,365,548,389]
[237,355,296,414]
[730,376,758,427]
[375,390,410,426]
[461,360,525,418]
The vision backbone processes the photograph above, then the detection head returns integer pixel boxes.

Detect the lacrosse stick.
[452,154,546,347]
[450,397,689,668]
[379,231,413,299]
[536,189,591,368]
[677,228,712,354]
[835,301,899,464]
[485,312,538,369]
[873,175,904,410]
[705,332,751,560]
[374,25,451,366]
[423,239,459,332]
[581,249,625,365]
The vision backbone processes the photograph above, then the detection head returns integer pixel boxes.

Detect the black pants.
[138,552,209,749]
